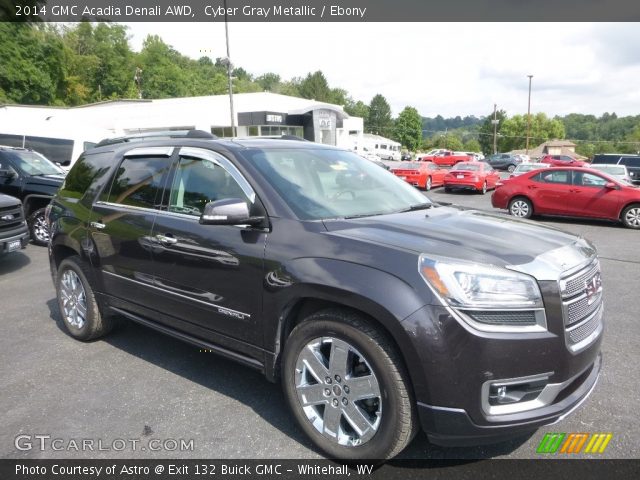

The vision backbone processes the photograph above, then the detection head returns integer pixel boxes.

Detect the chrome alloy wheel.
[60,270,88,329]
[294,337,382,447]
[510,199,530,217]
[624,207,640,227]
[32,212,50,243]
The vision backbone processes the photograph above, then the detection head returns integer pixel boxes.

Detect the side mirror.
[604,182,619,190]
[0,169,16,179]
[199,198,264,226]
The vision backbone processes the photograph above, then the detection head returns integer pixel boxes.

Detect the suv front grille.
[559,259,603,353]
[0,205,24,232]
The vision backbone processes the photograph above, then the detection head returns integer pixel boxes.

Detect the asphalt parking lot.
[1,186,638,460]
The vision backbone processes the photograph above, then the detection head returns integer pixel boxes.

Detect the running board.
[109,306,264,372]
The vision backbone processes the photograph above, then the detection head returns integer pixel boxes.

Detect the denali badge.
[585,272,602,305]
[1,214,14,221]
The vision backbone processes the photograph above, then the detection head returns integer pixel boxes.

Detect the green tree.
[500,113,565,152]
[255,72,281,91]
[298,71,331,102]
[393,107,422,151]
[368,94,393,137]
[477,109,507,155]
[137,35,190,98]
[345,99,369,122]
[463,139,481,152]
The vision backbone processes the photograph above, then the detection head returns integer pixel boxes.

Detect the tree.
[345,99,369,122]
[500,113,565,152]
[298,71,331,102]
[255,72,280,91]
[368,94,393,137]
[463,139,481,152]
[393,107,422,151]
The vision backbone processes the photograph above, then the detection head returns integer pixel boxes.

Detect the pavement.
[0,186,638,460]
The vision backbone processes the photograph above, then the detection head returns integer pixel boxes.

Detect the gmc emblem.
[585,272,602,305]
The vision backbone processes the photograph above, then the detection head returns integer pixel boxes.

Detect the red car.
[491,167,640,229]
[443,161,501,194]
[390,161,446,190]
[539,154,587,167]
[422,150,473,167]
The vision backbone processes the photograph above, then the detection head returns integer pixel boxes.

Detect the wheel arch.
[22,194,53,217]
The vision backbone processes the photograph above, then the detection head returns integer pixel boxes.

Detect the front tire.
[56,255,114,341]
[509,197,533,219]
[28,207,50,246]
[621,204,640,229]
[282,310,416,460]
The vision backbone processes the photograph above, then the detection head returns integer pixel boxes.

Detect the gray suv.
[48,134,603,460]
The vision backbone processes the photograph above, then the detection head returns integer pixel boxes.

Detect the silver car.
[589,164,633,184]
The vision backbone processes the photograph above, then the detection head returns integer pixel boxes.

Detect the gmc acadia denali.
[47,135,603,459]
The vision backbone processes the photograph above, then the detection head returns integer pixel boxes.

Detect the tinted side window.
[59,151,115,205]
[573,171,607,187]
[534,170,571,185]
[620,157,640,167]
[168,156,249,217]
[105,157,171,209]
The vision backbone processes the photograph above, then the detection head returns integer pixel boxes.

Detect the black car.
[48,135,603,460]
[0,193,29,256]
[0,146,65,245]
[486,153,522,172]
[592,153,640,184]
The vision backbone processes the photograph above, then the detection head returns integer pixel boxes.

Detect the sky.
[123,22,640,119]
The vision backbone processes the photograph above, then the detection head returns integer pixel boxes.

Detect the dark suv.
[47,136,603,460]
[0,193,29,256]
[0,146,66,245]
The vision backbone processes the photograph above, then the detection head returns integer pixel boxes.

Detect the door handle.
[156,234,178,245]
[90,221,106,230]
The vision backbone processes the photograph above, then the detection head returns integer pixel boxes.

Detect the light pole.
[223,0,236,137]
[491,103,499,154]
[526,75,533,155]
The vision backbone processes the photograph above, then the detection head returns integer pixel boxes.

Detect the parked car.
[415,148,448,161]
[509,162,550,178]
[591,154,640,185]
[0,146,65,245]
[491,166,640,228]
[48,134,603,460]
[423,151,474,167]
[0,193,29,257]
[539,154,587,167]
[390,161,446,190]
[401,152,412,161]
[486,153,522,172]
[589,164,633,184]
[444,161,500,194]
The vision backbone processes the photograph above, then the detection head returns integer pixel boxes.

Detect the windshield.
[395,162,419,170]
[452,163,480,171]
[7,150,64,176]
[245,148,430,220]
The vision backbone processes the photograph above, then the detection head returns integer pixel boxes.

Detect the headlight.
[419,254,546,332]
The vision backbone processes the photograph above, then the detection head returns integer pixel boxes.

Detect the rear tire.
[508,197,533,219]
[621,204,640,229]
[28,207,50,246]
[56,255,114,341]
[425,177,432,191]
[479,181,487,195]
[507,165,516,173]
[282,310,417,460]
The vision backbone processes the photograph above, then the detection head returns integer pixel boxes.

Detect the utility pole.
[492,103,498,154]
[526,75,533,154]
[223,0,236,137]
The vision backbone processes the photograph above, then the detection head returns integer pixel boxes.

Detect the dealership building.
[0,92,364,150]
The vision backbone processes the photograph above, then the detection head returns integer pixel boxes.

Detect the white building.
[0,92,364,164]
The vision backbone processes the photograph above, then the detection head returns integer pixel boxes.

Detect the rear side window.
[59,151,114,204]
[533,170,571,184]
[620,157,640,167]
[104,157,172,209]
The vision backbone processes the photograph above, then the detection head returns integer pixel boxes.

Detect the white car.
[509,162,550,177]
[589,164,633,184]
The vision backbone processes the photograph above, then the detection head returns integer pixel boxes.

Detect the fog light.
[488,377,548,406]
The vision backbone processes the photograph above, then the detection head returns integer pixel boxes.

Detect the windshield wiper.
[343,212,387,219]
[398,202,433,213]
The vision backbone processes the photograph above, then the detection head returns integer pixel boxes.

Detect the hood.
[323,205,595,278]
[24,174,65,189]
[0,193,21,208]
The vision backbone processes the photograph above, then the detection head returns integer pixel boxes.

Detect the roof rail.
[95,129,217,148]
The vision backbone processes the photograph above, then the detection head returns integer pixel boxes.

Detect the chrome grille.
[560,259,600,299]
[565,290,603,327]
[559,259,603,353]
[0,205,24,232]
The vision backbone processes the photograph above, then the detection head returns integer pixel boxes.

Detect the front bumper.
[419,353,601,446]
[0,224,29,254]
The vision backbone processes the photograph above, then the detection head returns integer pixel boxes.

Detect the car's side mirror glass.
[200,198,264,226]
